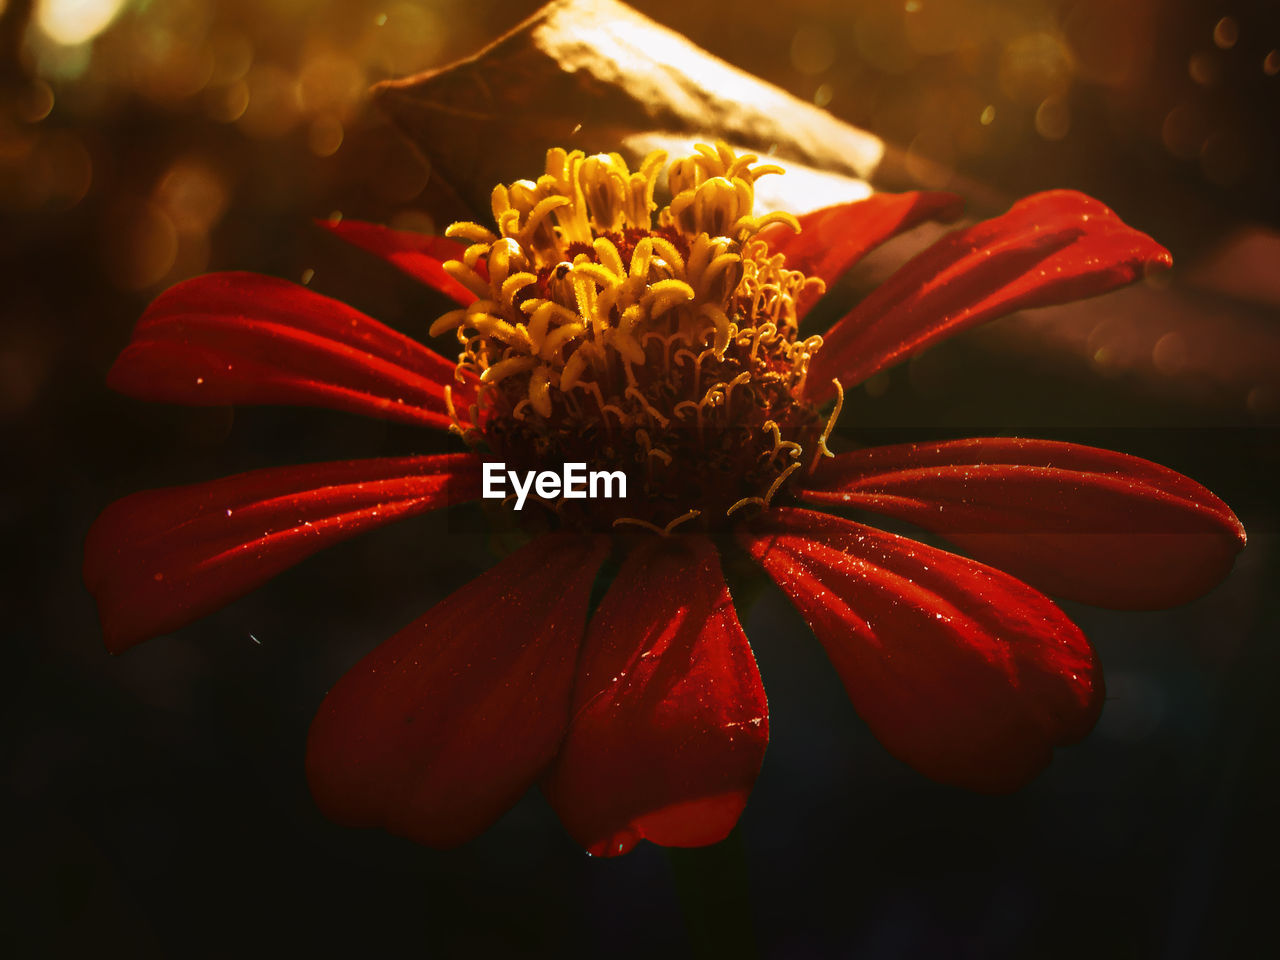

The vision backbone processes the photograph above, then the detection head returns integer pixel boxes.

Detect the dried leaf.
[373,0,888,217]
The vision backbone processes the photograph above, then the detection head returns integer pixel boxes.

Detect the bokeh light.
[35,0,126,47]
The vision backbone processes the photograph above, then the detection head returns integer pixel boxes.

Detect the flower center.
[434,142,837,533]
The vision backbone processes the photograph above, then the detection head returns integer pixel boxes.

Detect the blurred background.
[2,0,1277,956]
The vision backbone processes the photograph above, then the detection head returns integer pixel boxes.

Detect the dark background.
[3,0,1278,956]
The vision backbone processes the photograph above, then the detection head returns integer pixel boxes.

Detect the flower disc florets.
[434,142,835,532]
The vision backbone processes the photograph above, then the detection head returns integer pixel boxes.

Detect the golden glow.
[999,32,1075,103]
[1035,96,1071,141]
[791,25,837,76]
[1212,17,1238,51]
[1188,51,1218,86]
[36,0,127,47]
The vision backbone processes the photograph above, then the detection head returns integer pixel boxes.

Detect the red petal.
[84,454,481,652]
[108,272,474,430]
[317,219,477,306]
[800,438,1246,610]
[804,191,1173,402]
[759,191,963,318]
[739,507,1102,793]
[542,537,767,857]
[305,533,609,848]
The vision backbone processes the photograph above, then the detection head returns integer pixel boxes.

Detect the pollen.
[435,141,834,532]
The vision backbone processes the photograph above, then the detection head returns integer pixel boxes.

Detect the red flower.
[84,143,1245,857]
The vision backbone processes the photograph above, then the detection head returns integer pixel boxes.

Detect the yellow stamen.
[763,461,802,506]
[726,496,765,517]
[810,378,844,473]
[433,140,831,534]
